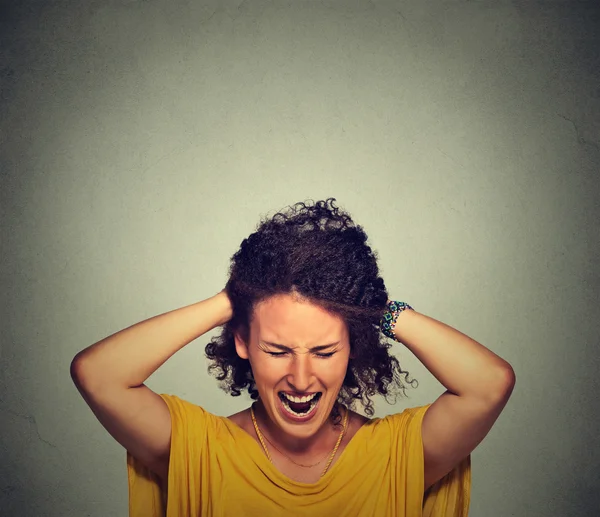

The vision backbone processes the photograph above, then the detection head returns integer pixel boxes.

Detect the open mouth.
[278,392,322,416]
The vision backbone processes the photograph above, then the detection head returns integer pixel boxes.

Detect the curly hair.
[205,198,416,417]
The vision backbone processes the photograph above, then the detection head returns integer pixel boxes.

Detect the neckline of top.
[219,411,378,490]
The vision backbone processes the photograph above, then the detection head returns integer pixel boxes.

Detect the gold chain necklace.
[250,402,348,478]
[261,429,326,467]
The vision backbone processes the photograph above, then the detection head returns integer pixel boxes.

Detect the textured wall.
[1,1,599,516]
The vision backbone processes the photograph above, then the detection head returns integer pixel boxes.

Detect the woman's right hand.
[214,289,234,326]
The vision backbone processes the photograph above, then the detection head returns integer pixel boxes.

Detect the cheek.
[249,358,284,384]
[315,359,349,383]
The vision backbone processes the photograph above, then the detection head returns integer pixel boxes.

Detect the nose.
[287,353,313,392]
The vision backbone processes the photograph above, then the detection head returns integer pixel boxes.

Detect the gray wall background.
[1,0,599,516]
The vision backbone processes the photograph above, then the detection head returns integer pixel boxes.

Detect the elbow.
[70,353,88,389]
[70,352,82,378]
[504,363,516,393]
[490,363,516,403]
[501,362,516,389]
[70,352,99,392]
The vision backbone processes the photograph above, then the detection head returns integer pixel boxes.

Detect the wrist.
[380,300,414,342]
[213,290,233,326]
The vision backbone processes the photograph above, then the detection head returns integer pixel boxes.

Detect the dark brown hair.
[205,198,416,416]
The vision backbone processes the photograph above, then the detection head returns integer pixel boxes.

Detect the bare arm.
[70,291,232,480]
[392,308,515,490]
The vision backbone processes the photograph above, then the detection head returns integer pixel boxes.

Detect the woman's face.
[234,293,351,441]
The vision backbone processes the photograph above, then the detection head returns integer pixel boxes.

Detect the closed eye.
[315,352,335,358]
[266,351,336,358]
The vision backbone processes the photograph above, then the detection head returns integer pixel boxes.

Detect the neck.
[253,399,344,456]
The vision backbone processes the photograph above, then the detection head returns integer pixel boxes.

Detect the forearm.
[71,291,232,391]
[394,309,514,401]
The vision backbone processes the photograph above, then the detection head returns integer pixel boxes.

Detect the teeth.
[281,393,319,403]
[280,394,320,416]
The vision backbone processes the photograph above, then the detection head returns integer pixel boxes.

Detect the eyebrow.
[261,341,340,352]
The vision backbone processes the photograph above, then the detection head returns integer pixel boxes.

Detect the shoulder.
[158,394,217,428]
[384,404,431,422]
[346,409,370,436]
[373,404,432,437]
[159,393,204,411]
[226,407,254,435]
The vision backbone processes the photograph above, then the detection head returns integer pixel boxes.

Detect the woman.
[71,198,515,516]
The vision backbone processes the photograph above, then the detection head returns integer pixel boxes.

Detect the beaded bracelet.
[380,300,414,341]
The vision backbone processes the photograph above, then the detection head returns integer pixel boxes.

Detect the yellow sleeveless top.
[127,394,471,517]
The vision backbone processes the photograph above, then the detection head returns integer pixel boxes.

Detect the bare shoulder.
[349,409,370,426]
[226,408,254,435]
[344,409,370,442]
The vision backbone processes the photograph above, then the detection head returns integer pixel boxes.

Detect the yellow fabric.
[127,394,471,517]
